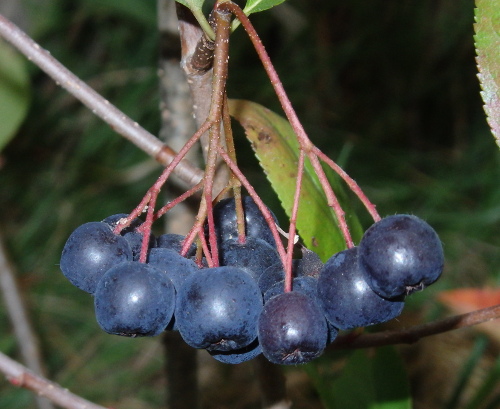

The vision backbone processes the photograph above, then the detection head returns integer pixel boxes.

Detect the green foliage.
[174,0,214,39]
[243,0,287,15]
[306,347,411,409]
[0,39,30,153]
[474,0,500,148]
[229,99,362,261]
[174,0,205,9]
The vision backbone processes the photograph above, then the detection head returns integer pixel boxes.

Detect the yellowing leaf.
[229,99,361,261]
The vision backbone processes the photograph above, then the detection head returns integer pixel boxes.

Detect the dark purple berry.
[176,267,263,351]
[258,291,328,365]
[295,248,323,278]
[94,261,175,337]
[147,248,198,291]
[219,237,282,281]
[211,196,278,247]
[263,276,340,344]
[156,233,196,257]
[318,247,405,330]
[258,263,286,294]
[60,222,132,294]
[358,214,444,298]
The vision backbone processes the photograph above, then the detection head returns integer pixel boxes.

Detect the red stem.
[217,146,287,263]
[284,149,305,292]
[217,2,313,153]
[138,192,158,263]
[313,147,381,222]
[307,153,354,248]
[155,181,204,220]
[218,2,360,247]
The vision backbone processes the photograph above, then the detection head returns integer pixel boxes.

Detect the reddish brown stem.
[217,146,287,263]
[331,304,500,350]
[284,149,305,292]
[199,8,232,266]
[218,2,360,248]
[196,225,213,265]
[113,192,152,235]
[0,352,107,409]
[138,192,159,263]
[216,2,313,153]
[114,120,211,236]
[313,147,381,222]
[307,152,354,248]
[155,181,204,220]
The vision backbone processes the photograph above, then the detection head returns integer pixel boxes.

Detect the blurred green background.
[0,0,499,408]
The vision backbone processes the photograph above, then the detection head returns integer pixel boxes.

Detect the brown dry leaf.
[438,288,500,342]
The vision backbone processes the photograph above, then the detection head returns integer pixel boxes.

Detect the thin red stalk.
[217,2,312,152]
[155,181,204,219]
[113,192,151,235]
[218,2,359,248]
[217,146,287,262]
[203,133,220,266]
[196,226,213,267]
[313,147,381,222]
[138,191,159,263]
[114,120,211,235]
[181,197,209,259]
[308,152,354,248]
[155,119,212,190]
[200,8,232,266]
[284,149,305,292]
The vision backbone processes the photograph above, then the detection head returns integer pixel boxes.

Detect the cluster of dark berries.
[60,196,444,365]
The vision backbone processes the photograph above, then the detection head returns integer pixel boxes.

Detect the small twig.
[0,233,55,409]
[0,13,204,187]
[331,304,500,350]
[0,351,107,409]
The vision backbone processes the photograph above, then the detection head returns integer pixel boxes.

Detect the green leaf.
[175,0,215,40]
[0,39,30,153]
[325,348,412,409]
[474,0,500,148]
[243,0,287,15]
[229,99,361,261]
